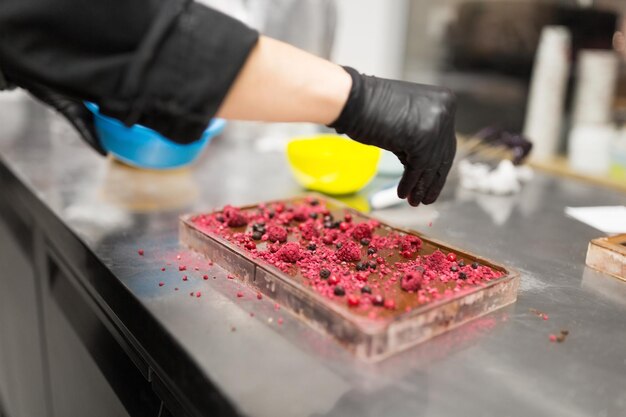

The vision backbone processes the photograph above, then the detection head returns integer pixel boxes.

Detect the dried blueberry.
[333,286,346,296]
[367,247,377,255]
[309,212,318,219]
[307,243,317,251]
[268,211,275,219]
[252,231,263,240]
[355,262,366,271]
[332,221,342,229]
[372,295,384,306]
[471,262,479,269]
[458,260,465,267]
[459,272,467,280]
[216,215,224,223]
[361,285,372,294]
[310,199,320,206]
[368,261,377,270]
[360,238,370,246]
[319,269,331,279]
[336,242,343,249]
[450,266,458,272]
[323,221,333,229]
[323,215,333,223]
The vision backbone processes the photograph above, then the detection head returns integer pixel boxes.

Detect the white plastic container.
[524,26,571,162]
[568,124,615,176]
[572,50,619,126]
[609,127,626,181]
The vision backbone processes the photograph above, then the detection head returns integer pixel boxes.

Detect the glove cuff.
[327,66,363,133]
[0,67,16,91]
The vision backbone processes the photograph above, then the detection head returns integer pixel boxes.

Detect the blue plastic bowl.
[85,102,226,170]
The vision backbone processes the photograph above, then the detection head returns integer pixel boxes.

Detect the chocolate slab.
[180,195,519,361]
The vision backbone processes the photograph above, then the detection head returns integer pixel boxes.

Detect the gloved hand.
[330,66,457,207]
[0,70,105,156]
[24,83,106,155]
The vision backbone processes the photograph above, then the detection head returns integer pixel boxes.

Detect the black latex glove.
[0,69,105,156]
[24,83,106,155]
[330,66,457,207]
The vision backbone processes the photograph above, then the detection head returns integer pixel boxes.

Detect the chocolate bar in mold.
[180,195,520,361]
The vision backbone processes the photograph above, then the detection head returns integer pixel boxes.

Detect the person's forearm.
[217,36,352,125]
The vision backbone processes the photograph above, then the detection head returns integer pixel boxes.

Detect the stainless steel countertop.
[1,95,626,417]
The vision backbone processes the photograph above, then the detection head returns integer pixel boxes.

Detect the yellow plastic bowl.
[286,135,381,195]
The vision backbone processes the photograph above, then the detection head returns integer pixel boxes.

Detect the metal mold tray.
[180,196,519,361]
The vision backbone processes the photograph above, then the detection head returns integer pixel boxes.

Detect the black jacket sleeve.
[0,0,259,143]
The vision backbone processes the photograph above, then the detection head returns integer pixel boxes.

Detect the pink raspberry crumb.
[336,241,361,262]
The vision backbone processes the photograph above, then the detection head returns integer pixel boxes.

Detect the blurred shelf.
[530,156,626,194]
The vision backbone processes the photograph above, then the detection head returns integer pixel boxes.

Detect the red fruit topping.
[223,205,248,228]
[274,303,281,310]
[182,275,188,281]
[401,270,423,292]
[138,249,144,256]
[398,235,422,258]
[203,274,209,280]
[292,208,308,222]
[351,223,372,240]
[347,294,360,307]
[549,334,557,342]
[256,292,263,300]
[322,230,338,245]
[196,291,202,298]
[158,281,164,287]
[227,274,235,279]
[236,291,244,298]
[190,199,504,319]
[372,295,384,306]
[161,267,166,272]
[267,225,288,243]
[276,242,302,263]
[299,221,319,240]
[278,317,284,325]
[336,240,361,262]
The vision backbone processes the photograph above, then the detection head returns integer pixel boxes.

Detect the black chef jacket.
[0,0,259,143]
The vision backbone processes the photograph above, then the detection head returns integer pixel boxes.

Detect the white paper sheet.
[565,206,626,235]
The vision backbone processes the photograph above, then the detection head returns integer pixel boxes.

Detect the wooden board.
[586,234,626,281]
[530,156,626,194]
[179,196,520,361]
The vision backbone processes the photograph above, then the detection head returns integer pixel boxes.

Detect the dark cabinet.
[0,204,49,417]
[0,195,164,417]
[42,256,161,417]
